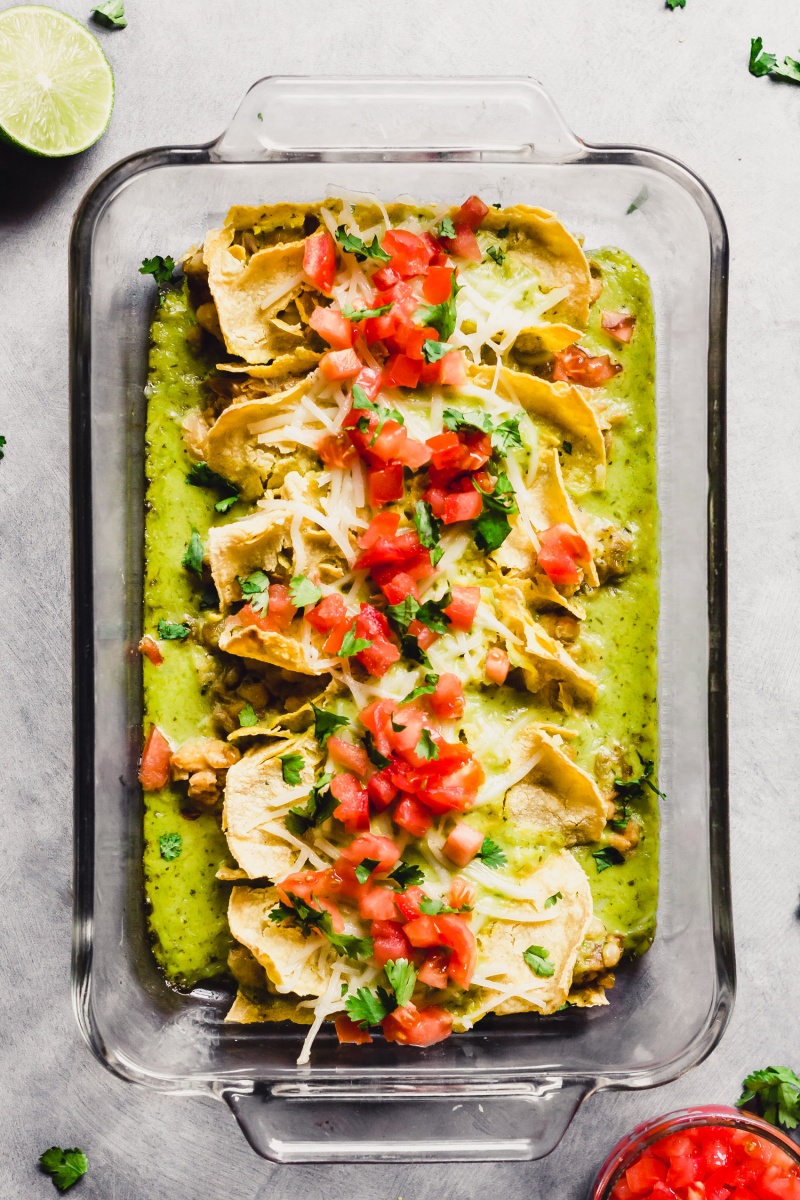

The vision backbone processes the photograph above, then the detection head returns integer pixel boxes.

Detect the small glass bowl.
[590,1105,800,1199]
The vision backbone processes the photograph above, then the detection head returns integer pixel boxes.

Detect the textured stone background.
[2,0,800,1195]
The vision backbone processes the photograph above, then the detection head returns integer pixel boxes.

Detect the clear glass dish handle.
[221,1078,592,1163]
[211,76,585,162]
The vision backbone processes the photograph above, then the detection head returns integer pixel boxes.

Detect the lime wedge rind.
[0,5,114,158]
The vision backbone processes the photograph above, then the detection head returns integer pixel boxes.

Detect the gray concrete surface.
[2,0,799,1195]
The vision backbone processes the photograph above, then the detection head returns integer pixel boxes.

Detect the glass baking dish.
[70,76,732,1164]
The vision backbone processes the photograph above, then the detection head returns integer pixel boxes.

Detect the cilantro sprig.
[285,772,335,837]
[401,672,440,704]
[385,957,417,1007]
[418,273,460,341]
[289,574,322,608]
[545,891,563,909]
[389,861,425,889]
[157,620,189,640]
[749,37,800,84]
[443,409,522,456]
[419,894,471,915]
[523,944,555,978]
[237,569,270,615]
[238,703,258,727]
[91,0,126,27]
[312,705,349,746]
[339,622,373,657]
[737,1066,800,1130]
[477,836,507,869]
[437,217,456,239]
[280,753,304,785]
[387,591,452,637]
[592,846,625,873]
[354,858,381,884]
[413,500,443,561]
[39,1147,88,1192]
[342,302,393,321]
[363,731,390,769]
[422,339,457,364]
[271,893,373,959]
[335,225,391,263]
[472,472,517,553]
[185,461,240,513]
[139,254,173,286]
[415,729,439,761]
[344,958,418,1028]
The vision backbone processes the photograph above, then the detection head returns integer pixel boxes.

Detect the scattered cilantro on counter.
[749,37,800,84]
[39,1147,88,1192]
[91,0,126,26]
[737,1066,800,1130]
[0,435,6,460]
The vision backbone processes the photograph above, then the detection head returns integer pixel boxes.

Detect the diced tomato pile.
[610,1124,800,1200]
[537,523,591,587]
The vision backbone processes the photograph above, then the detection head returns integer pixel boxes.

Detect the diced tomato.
[418,757,485,814]
[371,265,401,290]
[353,601,394,643]
[138,635,163,666]
[382,229,436,277]
[430,673,465,720]
[426,430,460,463]
[601,309,637,343]
[537,523,591,587]
[359,698,397,754]
[439,349,467,386]
[386,707,426,755]
[417,950,450,988]
[761,1174,800,1199]
[375,279,419,321]
[328,736,369,776]
[358,637,401,678]
[277,868,343,930]
[320,348,363,381]
[363,311,398,344]
[394,794,433,836]
[359,886,398,921]
[409,619,439,651]
[341,833,401,874]
[666,1156,702,1189]
[611,1183,634,1200]
[368,464,404,507]
[444,222,482,262]
[443,822,484,868]
[303,230,336,294]
[397,324,441,361]
[354,529,422,570]
[379,571,419,605]
[367,769,398,812]
[309,305,353,349]
[443,586,480,631]
[317,430,358,468]
[138,725,171,790]
[266,583,296,630]
[455,195,490,230]
[354,364,384,402]
[423,265,455,304]
[626,1154,668,1195]
[443,488,483,525]
[395,885,425,922]
[305,592,347,634]
[358,511,401,548]
[552,343,621,387]
[362,418,408,465]
[382,1003,454,1047]
[484,647,510,685]
[323,614,351,655]
[330,772,370,833]
[384,353,422,390]
[335,1014,373,1045]
[448,876,476,910]
[371,919,413,967]
[404,913,476,988]
[652,1134,697,1162]
[424,486,447,518]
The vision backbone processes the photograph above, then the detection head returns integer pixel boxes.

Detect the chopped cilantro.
[418,273,460,341]
[363,731,390,770]
[415,729,439,761]
[401,672,439,704]
[39,1148,88,1192]
[472,472,517,552]
[272,893,373,959]
[749,36,800,83]
[342,302,393,321]
[157,620,189,640]
[345,985,393,1028]
[385,957,417,1007]
[91,0,126,26]
[354,858,381,884]
[386,595,420,634]
[545,891,563,909]
[737,1066,800,1130]
[523,944,555,977]
[477,836,507,869]
[389,861,425,889]
[280,753,304,785]
[562,440,573,455]
[443,407,493,435]
[335,225,391,263]
[419,895,471,915]
[437,216,456,239]
[185,461,240,510]
[351,384,404,442]
[289,574,322,608]
[491,417,523,455]
[609,805,630,832]
[414,499,442,552]
[486,244,505,266]
[238,703,258,727]
[422,339,457,364]
[237,569,270,615]
[387,592,452,637]
[139,255,174,286]
[285,772,335,837]
[159,833,182,861]
[400,635,432,668]
[496,225,509,237]
[626,186,649,215]
[592,846,625,873]
[214,494,239,514]
[312,704,349,746]
[181,527,204,576]
[339,623,373,657]
[614,757,665,800]
[666,0,685,8]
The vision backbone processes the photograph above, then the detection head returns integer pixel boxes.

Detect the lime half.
[0,5,114,157]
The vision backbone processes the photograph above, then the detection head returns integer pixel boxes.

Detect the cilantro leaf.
[289,575,322,608]
[418,273,460,341]
[159,833,182,861]
[339,623,373,657]
[354,858,381,884]
[39,1148,88,1192]
[185,461,240,507]
[385,957,417,1008]
[91,0,126,26]
[335,225,391,263]
[237,569,270,615]
[491,416,523,455]
[443,407,493,435]
[414,499,442,552]
[415,729,439,761]
[238,703,258,727]
[272,892,373,959]
[401,672,439,704]
[477,836,507,869]
[280,753,304,785]
[592,846,625,873]
[363,731,390,769]
[285,772,335,837]
[182,527,204,576]
[351,384,404,442]
[139,255,174,286]
[342,302,393,321]
[0,435,6,460]
[545,891,563,909]
[419,894,472,915]
[665,0,685,8]
[324,924,374,960]
[737,1066,800,1130]
[437,217,456,239]
[562,440,573,455]
[748,37,800,83]
[345,986,393,1028]
[472,474,518,553]
[609,805,630,832]
[614,757,665,800]
[312,705,349,746]
[422,339,457,364]
[400,635,432,668]
[523,944,555,977]
[415,591,452,634]
[389,861,425,889]
[157,620,189,640]
[386,595,420,635]
[486,244,505,266]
